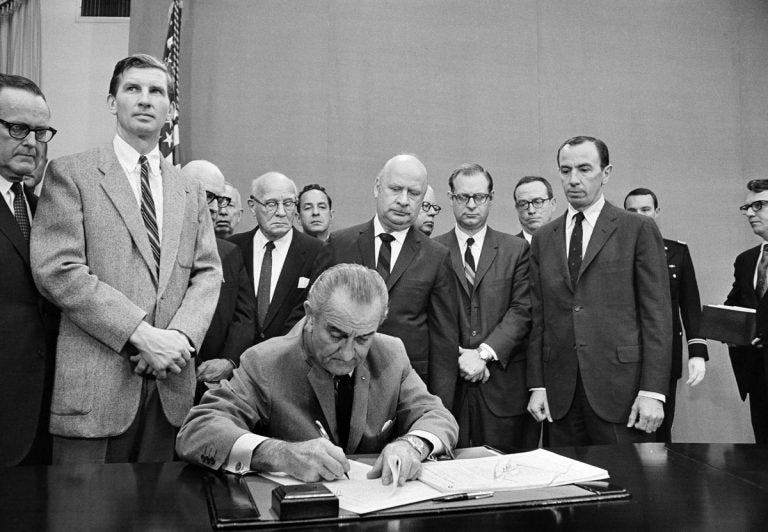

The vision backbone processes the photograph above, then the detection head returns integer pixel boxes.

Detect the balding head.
[374,154,428,232]
[182,160,226,196]
[247,171,298,240]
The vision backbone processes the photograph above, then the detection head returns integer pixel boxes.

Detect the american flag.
[160,0,182,166]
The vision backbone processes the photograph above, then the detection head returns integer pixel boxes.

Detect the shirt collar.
[567,194,605,227]
[113,134,162,177]
[0,175,17,197]
[373,215,410,244]
[453,224,487,248]
[255,226,293,249]
[521,229,533,243]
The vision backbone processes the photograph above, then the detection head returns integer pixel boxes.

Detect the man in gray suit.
[31,55,221,463]
[177,264,458,485]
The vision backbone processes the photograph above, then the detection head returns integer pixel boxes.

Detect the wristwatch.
[477,345,495,363]
[395,435,432,461]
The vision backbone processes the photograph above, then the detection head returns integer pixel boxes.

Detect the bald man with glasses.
[414,185,441,237]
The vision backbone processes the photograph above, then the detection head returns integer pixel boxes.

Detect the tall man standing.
[526,136,672,445]
[312,154,458,408]
[0,74,59,466]
[624,187,708,442]
[435,164,536,451]
[229,172,322,344]
[31,55,222,463]
[513,176,557,244]
[726,179,768,443]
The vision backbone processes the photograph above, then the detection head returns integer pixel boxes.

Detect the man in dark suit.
[229,172,322,344]
[177,264,458,485]
[181,161,255,402]
[413,185,440,237]
[513,176,557,244]
[312,154,458,408]
[624,187,708,442]
[434,164,536,451]
[0,74,59,466]
[726,179,768,443]
[527,136,672,445]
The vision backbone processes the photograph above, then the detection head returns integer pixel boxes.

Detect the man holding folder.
[177,264,458,485]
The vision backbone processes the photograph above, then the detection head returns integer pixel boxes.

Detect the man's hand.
[626,396,664,433]
[458,347,486,382]
[527,389,551,422]
[196,359,235,383]
[128,322,193,378]
[367,440,422,486]
[686,358,706,387]
[252,438,349,482]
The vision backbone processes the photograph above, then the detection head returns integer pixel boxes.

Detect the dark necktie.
[138,155,161,273]
[257,240,275,326]
[464,237,476,288]
[335,374,354,449]
[10,181,31,242]
[377,233,395,281]
[757,246,768,298]
[569,212,585,287]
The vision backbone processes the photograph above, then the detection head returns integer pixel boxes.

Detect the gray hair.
[307,264,388,323]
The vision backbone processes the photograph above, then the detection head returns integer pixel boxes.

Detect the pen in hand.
[314,420,350,480]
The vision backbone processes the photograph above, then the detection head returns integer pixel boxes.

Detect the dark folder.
[205,472,261,529]
[701,305,756,346]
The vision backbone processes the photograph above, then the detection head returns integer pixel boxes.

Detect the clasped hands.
[458,347,490,383]
[253,438,423,486]
[129,321,194,380]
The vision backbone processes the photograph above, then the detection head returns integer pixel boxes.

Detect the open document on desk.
[261,449,608,514]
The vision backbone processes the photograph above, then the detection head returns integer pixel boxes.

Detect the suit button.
[573,306,582,312]
[471,331,478,337]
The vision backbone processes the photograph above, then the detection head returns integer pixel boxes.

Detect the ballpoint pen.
[433,491,495,502]
[314,420,350,479]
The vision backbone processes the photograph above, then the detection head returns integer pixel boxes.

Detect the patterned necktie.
[377,233,395,281]
[257,240,276,326]
[10,181,31,242]
[464,237,476,288]
[138,156,161,273]
[757,245,768,298]
[569,212,585,287]
[335,374,354,449]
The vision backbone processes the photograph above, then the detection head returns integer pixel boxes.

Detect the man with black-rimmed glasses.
[513,176,557,244]
[229,171,322,345]
[414,185,441,237]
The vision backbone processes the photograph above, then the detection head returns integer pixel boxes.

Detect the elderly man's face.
[0,88,50,179]
[374,158,427,232]
[413,186,439,236]
[249,173,297,241]
[215,184,242,238]
[304,291,382,376]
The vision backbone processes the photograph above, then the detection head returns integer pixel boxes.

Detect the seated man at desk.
[177,263,459,485]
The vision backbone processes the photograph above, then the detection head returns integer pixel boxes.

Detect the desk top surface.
[1,443,767,531]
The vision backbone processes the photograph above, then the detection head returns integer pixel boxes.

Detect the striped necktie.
[139,155,161,273]
[464,237,476,288]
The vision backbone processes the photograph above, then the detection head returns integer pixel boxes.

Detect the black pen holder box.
[271,483,339,520]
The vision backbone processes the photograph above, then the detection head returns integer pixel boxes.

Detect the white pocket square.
[298,277,310,288]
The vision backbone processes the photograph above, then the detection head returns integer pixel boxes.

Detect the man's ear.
[107,94,117,116]
[601,164,613,185]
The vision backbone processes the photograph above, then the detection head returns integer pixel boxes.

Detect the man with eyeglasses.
[31,55,222,464]
[182,161,255,403]
[312,154,458,409]
[513,176,557,243]
[624,187,708,443]
[0,74,59,466]
[526,136,671,446]
[215,183,243,239]
[413,185,440,236]
[434,164,537,452]
[298,183,334,241]
[725,179,768,443]
[230,172,322,344]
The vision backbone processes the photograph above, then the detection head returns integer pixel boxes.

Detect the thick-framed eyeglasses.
[516,197,552,211]
[739,200,768,214]
[0,118,57,143]
[449,193,492,205]
[250,196,298,214]
[206,191,232,209]
[421,202,441,214]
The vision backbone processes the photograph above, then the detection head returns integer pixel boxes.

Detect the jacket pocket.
[617,345,641,363]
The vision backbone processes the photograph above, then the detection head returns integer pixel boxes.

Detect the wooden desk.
[1,443,766,531]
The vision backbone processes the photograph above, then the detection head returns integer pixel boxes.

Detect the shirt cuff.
[529,387,546,392]
[222,433,268,474]
[409,430,444,457]
[479,343,498,361]
[638,390,665,403]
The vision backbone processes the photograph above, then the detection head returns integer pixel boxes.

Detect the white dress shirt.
[753,242,768,288]
[373,216,408,272]
[252,227,293,299]
[521,230,533,244]
[113,134,164,240]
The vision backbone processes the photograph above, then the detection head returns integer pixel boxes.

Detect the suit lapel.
[240,228,258,282]
[445,232,471,297]
[550,214,572,292]
[0,201,29,264]
[98,146,158,284]
[307,364,338,442]
[474,228,497,288]
[579,203,619,279]
[158,158,185,296]
[387,228,418,289]
[347,363,370,453]
[263,229,302,329]
[357,220,376,269]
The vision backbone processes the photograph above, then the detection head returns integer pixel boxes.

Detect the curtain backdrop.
[0,0,41,82]
[130,0,768,444]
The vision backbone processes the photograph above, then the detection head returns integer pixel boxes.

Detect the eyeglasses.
[0,118,57,143]
[206,191,232,209]
[449,193,492,205]
[515,197,552,211]
[250,196,298,214]
[739,200,768,214]
[421,202,441,214]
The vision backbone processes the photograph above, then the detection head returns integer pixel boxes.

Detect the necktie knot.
[377,233,394,280]
[10,181,23,195]
[573,212,585,225]
[265,240,276,251]
[138,154,148,166]
[467,237,475,248]
[379,232,395,244]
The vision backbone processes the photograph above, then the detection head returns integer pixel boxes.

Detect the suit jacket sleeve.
[678,244,708,360]
[427,250,459,408]
[31,158,146,352]
[220,247,256,363]
[483,241,532,368]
